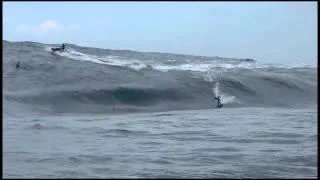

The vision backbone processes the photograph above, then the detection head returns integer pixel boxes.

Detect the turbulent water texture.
[3,41,317,115]
[3,40,317,178]
[3,108,317,178]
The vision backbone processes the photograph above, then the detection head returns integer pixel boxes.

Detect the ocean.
[3,40,317,178]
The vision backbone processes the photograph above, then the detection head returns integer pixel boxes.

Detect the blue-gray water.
[4,108,317,178]
[3,40,317,178]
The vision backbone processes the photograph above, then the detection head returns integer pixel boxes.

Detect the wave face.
[3,40,317,114]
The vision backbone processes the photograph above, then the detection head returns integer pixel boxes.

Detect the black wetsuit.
[214,96,223,108]
[16,61,20,69]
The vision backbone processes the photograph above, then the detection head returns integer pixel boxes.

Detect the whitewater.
[3,41,317,178]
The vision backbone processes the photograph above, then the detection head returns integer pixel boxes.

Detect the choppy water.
[3,40,317,178]
[4,108,317,178]
[3,41,317,114]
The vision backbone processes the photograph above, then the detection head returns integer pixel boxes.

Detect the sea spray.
[212,81,239,105]
[3,40,316,113]
[213,81,219,98]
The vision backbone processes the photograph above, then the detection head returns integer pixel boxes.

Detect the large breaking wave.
[3,41,317,114]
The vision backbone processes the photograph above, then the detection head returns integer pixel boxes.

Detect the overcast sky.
[3,2,317,66]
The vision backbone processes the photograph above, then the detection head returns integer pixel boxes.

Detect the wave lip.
[42,43,311,72]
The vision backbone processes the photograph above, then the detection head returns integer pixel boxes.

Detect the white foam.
[45,47,147,71]
[211,81,241,105]
[66,49,105,64]
[152,61,273,72]
[44,46,313,73]
[220,95,238,104]
[153,63,212,72]
[98,56,147,71]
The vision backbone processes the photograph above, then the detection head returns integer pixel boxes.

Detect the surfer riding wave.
[213,96,223,108]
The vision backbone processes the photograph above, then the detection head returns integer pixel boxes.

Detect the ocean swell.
[3,41,317,114]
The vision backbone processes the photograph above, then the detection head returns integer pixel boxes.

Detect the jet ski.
[51,43,65,53]
[51,47,63,53]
